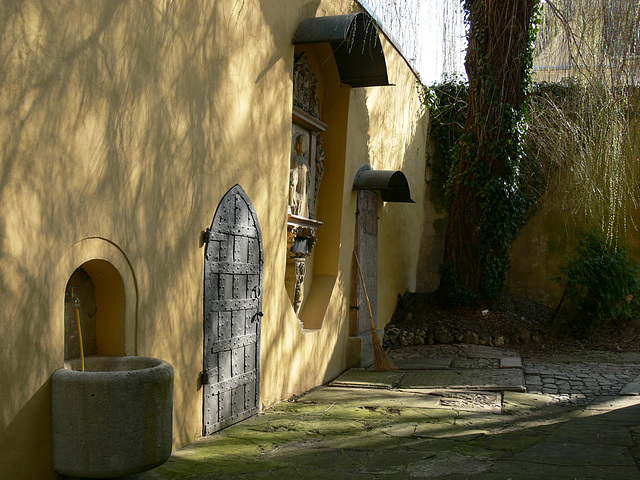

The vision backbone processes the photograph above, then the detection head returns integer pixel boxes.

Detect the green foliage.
[426,80,541,302]
[424,78,467,201]
[437,261,476,306]
[555,231,640,331]
[455,131,539,300]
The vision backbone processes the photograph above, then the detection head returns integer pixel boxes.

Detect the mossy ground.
[127,385,640,479]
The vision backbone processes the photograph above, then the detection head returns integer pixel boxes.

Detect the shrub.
[556,231,640,331]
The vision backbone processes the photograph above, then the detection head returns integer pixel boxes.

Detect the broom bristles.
[371,326,397,371]
[353,251,398,371]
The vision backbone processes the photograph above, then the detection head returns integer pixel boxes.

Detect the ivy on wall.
[425,0,541,305]
[428,79,640,326]
[424,78,467,204]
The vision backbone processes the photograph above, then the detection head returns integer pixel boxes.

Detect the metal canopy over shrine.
[353,164,414,203]
[292,12,390,88]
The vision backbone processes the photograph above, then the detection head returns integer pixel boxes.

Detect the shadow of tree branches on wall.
[0,1,428,478]
[0,1,299,476]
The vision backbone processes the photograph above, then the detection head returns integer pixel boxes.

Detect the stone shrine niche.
[286,52,327,316]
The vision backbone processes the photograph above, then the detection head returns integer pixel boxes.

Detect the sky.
[360,0,467,85]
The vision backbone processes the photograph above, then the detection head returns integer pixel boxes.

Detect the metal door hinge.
[201,228,211,246]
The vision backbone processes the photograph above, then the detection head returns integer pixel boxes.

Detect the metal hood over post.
[353,165,414,203]
[292,12,391,88]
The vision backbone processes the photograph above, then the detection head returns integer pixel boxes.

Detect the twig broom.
[353,251,397,371]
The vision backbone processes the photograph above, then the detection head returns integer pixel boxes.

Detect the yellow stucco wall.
[508,183,640,308]
[0,1,427,478]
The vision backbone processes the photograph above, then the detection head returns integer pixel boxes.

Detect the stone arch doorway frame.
[202,184,264,435]
[53,237,138,361]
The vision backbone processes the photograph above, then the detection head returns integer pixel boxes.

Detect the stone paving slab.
[434,391,502,413]
[409,452,494,478]
[501,391,555,415]
[391,357,453,369]
[300,386,442,409]
[329,369,403,388]
[475,442,640,479]
[457,344,519,359]
[400,368,526,391]
[331,367,526,392]
[582,395,640,411]
[621,373,640,395]
[499,356,522,368]
[475,461,640,479]
[549,420,635,446]
[621,382,640,395]
[306,385,503,413]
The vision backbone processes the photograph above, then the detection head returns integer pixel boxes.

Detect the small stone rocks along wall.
[384,293,553,350]
[383,323,544,348]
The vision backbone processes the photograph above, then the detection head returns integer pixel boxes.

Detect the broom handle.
[353,251,376,334]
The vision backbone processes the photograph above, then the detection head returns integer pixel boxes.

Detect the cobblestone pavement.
[390,344,640,407]
[524,360,640,406]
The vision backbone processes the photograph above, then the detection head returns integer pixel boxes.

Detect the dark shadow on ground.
[126,393,640,480]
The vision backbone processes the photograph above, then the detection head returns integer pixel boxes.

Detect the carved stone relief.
[310,134,325,220]
[293,259,306,313]
[287,223,318,257]
[293,52,320,119]
[287,51,327,317]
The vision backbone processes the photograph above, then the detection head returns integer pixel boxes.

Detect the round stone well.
[52,356,174,478]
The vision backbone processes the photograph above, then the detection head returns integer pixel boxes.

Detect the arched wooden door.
[203,185,264,435]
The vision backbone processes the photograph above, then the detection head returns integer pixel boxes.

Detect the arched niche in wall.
[63,259,128,359]
[288,12,390,330]
[285,45,350,330]
[53,237,137,361]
